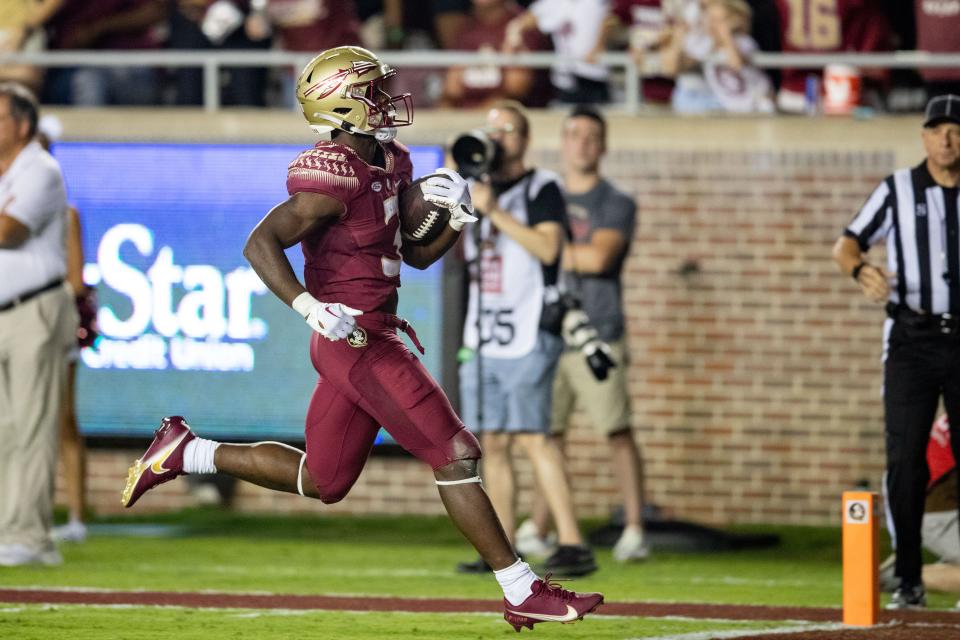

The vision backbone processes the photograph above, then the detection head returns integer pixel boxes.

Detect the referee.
[833,94,960,609]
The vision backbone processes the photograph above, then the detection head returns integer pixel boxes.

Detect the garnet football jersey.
[287,139,413,312]
[774,0,891,95]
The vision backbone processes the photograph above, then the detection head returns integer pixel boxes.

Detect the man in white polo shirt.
[0,82,76,566]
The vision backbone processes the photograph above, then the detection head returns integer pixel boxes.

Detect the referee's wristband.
[851,262,867,282]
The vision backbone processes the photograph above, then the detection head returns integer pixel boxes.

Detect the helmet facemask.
[347,72,413,132]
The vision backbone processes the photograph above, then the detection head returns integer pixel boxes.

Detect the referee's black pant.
[884,319,960,586]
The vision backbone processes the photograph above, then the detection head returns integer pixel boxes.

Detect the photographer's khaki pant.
[0,286,76,552]
[551,338,631,436]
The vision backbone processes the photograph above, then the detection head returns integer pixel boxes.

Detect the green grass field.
[0,510,956,639]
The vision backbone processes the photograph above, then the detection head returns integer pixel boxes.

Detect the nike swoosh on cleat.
[149,432,189,475]
[505,605,579,623]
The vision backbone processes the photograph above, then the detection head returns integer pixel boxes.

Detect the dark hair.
[0,82,39,139]
[566,104,606,141]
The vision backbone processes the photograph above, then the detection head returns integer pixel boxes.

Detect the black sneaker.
[543,545,597,577]
[885,583,926,609]
[456,557,492,574]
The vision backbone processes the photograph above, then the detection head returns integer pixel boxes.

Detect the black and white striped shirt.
[846,161,960,314]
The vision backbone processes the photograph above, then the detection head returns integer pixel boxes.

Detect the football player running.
[120,46,603,631]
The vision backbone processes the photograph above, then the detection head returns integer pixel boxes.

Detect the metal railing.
[3,49,960,113]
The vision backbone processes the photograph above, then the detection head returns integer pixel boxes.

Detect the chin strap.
[435,476,483,486]
[374,126,398,142]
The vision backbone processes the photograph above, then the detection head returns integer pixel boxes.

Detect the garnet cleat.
[503,574,603,632]
[121,416,196,508]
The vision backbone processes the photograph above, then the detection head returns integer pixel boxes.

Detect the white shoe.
[0,543,62,567]
[612,527,650,562]
[52,520,87,543]
[514,519,557,559]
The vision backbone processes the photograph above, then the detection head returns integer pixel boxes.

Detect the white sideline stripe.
[2,584,487,600]
[630,622,848,640]
[132,564,452,578]
[0,602,505,618]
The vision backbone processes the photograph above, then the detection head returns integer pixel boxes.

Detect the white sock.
[495,559,537,606]
[183,438,220,475]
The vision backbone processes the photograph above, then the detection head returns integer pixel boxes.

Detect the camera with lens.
[451,129,504,179]
[542,289,616,381]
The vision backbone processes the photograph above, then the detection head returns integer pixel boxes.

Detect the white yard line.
[631,622,850,640]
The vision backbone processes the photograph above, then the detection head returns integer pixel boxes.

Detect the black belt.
[0,279,64,313]
[886,301,960,335]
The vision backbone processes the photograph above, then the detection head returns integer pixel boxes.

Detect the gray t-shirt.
[563,178,636,342]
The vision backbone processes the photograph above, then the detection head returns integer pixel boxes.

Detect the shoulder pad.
[287,142,362,197]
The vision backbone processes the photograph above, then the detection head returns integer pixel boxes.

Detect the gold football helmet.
[296,46,413,140]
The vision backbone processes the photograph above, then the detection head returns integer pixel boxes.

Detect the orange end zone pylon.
[842,491,879,626]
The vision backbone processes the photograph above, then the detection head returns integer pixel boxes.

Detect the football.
[399,175,451,245]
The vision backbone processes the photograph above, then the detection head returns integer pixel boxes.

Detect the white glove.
[421,168,478,231]
[291,292,363,341]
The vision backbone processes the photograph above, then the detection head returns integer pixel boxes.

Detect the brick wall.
[57,111,912,525]
[565,148,895,525]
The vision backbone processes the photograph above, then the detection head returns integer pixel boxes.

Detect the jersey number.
[382,195,402,277]
[785,0,840,50]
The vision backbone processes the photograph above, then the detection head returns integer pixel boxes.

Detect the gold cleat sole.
[121,459,145,507]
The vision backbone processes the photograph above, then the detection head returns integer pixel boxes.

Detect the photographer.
[454,100,597,577]
[516,105,648,564]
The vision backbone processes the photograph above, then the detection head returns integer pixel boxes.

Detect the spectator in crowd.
[517,105,649,563]
[252,0,360,53]
[661,0,773,113]
[380,0,469,50]
[428,0,470,51]
[0,1,64,95]
[34,117,95,544]
[353,0,401,49]
[441,0,551,109]
[457,101,597,577]
[609,0,674,104]
[169,0,270,107]
[915,0,960,99]
[880,415,960,597]
[44,0,168,106]
[774,0,891,113]
[0,82,77,566]
[431,0,470,50]
[504,0,613,104]
[832,94,960,609]
[250,0,359,104]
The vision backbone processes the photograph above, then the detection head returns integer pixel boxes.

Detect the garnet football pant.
[304,314,480,502]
